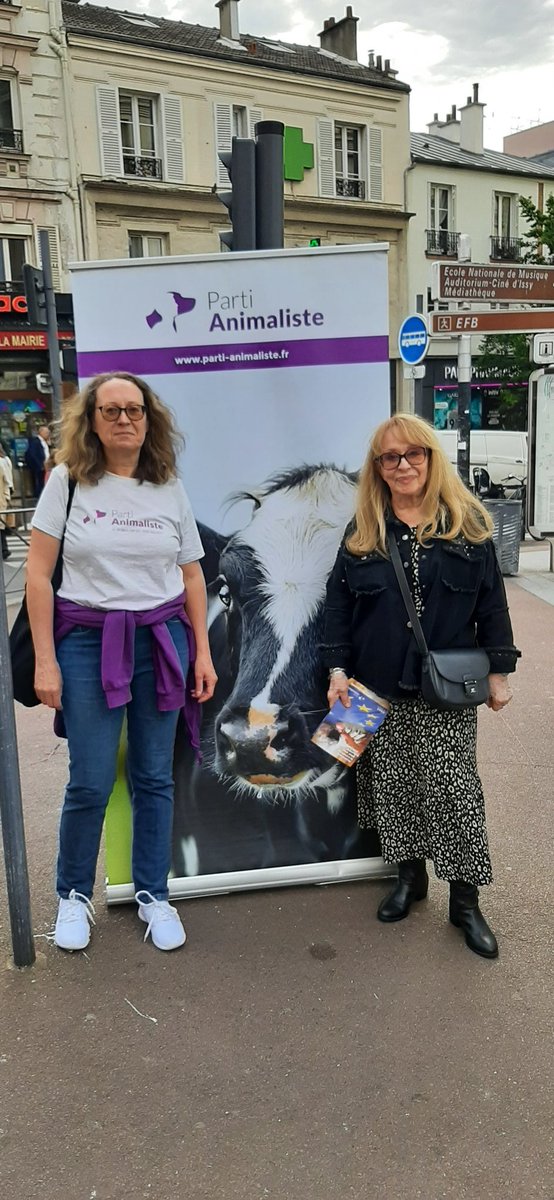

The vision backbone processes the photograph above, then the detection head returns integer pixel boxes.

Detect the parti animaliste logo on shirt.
[82,508,163,531]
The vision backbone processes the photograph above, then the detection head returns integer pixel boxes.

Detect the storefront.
[417,356,528,432]
[0,286,76,495]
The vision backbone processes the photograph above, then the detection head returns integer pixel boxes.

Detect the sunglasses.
[375,447,429,472]
[95,405,146,423]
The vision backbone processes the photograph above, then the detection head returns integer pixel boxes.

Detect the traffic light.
[22,264,47,326]
[217,138,256,251]
[309,237,321,247]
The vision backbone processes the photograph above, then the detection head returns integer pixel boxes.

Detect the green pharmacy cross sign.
[284,127,314,182]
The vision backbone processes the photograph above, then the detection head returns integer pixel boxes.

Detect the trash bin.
[483,499,522,576]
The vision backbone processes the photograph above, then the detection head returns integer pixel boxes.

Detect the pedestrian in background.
[25,424,50,497]
[0,441,14,560]
[323,414,520,959]
[26,371,217,952]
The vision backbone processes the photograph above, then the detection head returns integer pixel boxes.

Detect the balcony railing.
[123,155,162,180]
[0,128,24,153]
[426,229,460,257]
[336,176,366,200]
[490,236,523,262]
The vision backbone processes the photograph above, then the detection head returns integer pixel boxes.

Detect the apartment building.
[61,0,412,403]
[0,0,81,445]
[406,86,554,430]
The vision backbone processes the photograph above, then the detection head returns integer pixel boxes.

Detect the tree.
[519,193,554,263]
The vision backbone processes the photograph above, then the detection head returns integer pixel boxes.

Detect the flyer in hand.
[311,679,389,767]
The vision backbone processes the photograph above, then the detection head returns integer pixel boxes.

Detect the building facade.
[61,0,412,405]
[0,0,80,452]
[406,87,554,431]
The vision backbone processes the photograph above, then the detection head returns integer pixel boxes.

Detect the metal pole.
[39,228,63,424]
[0,563,36,968]
[457,333,472,487]
[414,293,425,416]
[255,121,284,250]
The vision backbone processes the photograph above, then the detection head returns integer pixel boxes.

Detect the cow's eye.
[218,579,232,609]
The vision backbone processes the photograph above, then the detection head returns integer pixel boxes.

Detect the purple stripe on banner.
[77,335,389,377]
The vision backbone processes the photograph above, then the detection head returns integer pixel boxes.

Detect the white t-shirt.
[32,464,204,610]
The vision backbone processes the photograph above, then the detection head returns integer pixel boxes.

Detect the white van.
[435,430,527,486]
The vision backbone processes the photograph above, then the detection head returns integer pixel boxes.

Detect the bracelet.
[329,667,347,677]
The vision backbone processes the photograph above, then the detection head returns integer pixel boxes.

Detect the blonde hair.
[346,414,494,556]
[54,372,183,485]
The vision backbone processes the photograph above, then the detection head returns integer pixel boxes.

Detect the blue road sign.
[398,314,429,366]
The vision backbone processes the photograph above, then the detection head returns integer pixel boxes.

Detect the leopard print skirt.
[356,698,493,886]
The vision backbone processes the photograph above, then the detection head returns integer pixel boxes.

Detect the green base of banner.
[104,730,133,888]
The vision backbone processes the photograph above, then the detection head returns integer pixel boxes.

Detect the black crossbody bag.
[388,533,490,711]
[10,477,76,707]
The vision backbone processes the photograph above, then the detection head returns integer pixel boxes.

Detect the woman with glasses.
[26,372,217,952]
[323,414,520,959]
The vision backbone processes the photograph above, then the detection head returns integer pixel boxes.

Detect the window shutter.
[317,118,335,198]
[214,102,232,186]
[368,126,383,202]
[96,85,123,176]
[161,94,184,184]
[37,226,62,291]
[248,107,263,138]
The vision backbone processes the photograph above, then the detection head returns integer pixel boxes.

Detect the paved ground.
[0,563,553,1200]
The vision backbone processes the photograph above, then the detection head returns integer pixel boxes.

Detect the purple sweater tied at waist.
[54,593,201,757]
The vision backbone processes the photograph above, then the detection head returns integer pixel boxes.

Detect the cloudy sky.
[95,0,554,149]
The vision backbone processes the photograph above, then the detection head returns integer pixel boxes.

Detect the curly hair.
[54,372,183,485]
[347,413,494,556]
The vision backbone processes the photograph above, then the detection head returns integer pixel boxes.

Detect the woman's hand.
[487,673,512,712]
[34,658,63,710]
[192,651,218,704]
[327,669,350,709]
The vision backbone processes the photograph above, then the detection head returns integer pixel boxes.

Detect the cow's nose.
[216,705,307,777]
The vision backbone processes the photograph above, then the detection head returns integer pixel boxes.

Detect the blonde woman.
[323,415,520,959]
[26,372,217,953]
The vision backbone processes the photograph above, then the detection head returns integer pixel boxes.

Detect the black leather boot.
[377,859,429,922]
[449,882,498,959]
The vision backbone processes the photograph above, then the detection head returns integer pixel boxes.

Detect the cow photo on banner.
[70,245,392,900]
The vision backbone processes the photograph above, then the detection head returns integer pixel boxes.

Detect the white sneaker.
[54,890,95,951]
[135,890,186,951]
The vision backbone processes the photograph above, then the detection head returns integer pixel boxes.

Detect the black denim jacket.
[322,517,521,701]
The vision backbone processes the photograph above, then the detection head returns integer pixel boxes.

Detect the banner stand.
[106,857,395,905]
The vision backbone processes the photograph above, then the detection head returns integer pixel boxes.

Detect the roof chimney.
[427,106,461,144]
[216,0,240,42]
[460,83,485,154]
[319,6,359,61]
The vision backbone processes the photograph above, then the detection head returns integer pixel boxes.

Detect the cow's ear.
[227,488,263,512]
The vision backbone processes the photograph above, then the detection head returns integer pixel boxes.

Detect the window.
[0,80,22,153]
[316,119,382,202]
[96,86,184,184]
[491,192,520,261]
[0,236,27,284]
[128,232,167,258]
[232,105,247,138]
[493,193,515,239]
[119,93,160,179]
[427,184,458,255]
[334,124,365,199]
[429,184,454,233]
[214,103,263,187]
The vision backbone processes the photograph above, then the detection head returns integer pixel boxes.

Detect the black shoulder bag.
[9,477,76,707]
[388,533,490,711]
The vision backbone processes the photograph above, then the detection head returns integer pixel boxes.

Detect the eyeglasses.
[96,404,146,423]
[375,447,429,472]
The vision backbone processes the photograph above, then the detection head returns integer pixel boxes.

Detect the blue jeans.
[56,620,188,901]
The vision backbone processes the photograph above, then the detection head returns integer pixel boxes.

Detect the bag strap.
[387,533,429,657]
[66,475,76,519]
